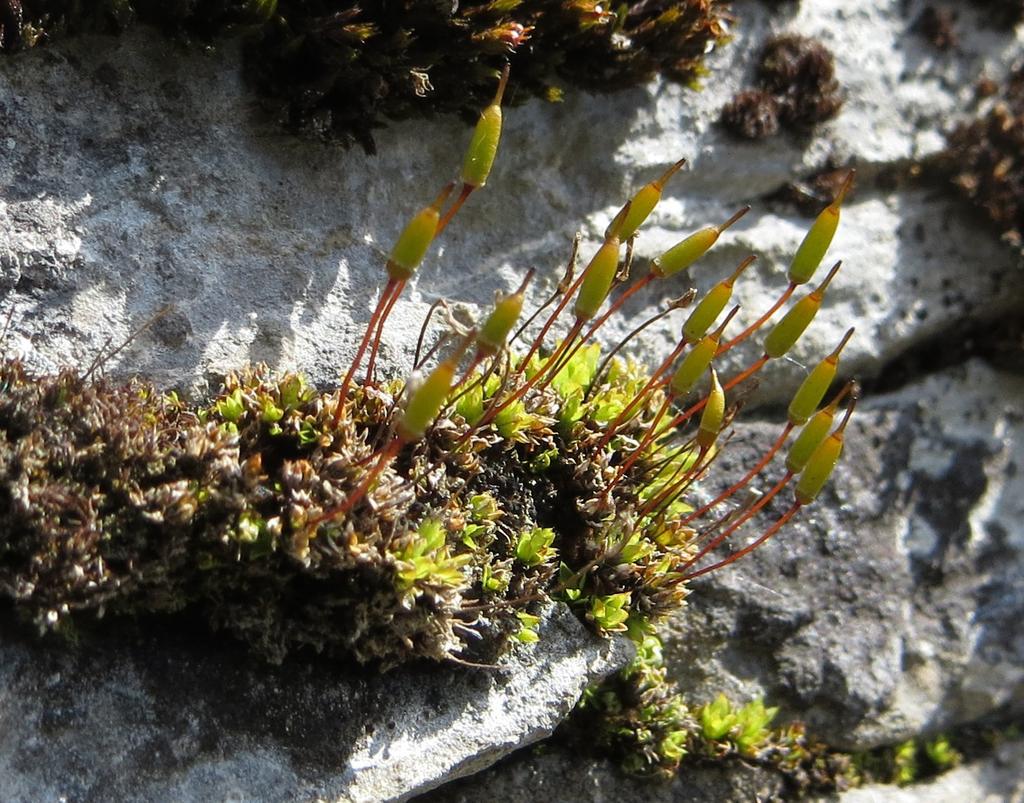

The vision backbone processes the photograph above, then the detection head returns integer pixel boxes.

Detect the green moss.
[0,70,862,783]
[2,0,731,150]
[566,649,1006,794]
[0,343,691,666]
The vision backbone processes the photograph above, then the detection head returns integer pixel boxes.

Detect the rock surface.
[0,604,630,803]
[0,2,1021,403]
[2,0,1024,800]
[664,360,1024,749]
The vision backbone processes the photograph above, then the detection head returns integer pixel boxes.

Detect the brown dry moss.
[1,0,732,150]
[720,33,842,140]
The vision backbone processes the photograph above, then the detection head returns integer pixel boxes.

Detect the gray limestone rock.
[418,745,787,803]
[662,360,1024,750]
[0,604,631,803]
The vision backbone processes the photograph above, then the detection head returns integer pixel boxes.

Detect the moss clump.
[943,65,1024,247]
[567,639,1010,793]
[721,34,842,140]
[720,89,781,139]
[2,0,731,150]
[914,7,958,51]
[566,633,858,790]
[571,630,693,778]
[1,74,859,757]
[0,343,698,666]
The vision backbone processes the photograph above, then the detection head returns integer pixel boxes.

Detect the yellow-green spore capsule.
[460,66,509,189]
[696,369,725,450]
[786,408,836,474]
[573,203,630,321]
[397,333,474,441]
[787,327,854,425]
[682,255,755,342]
[651,206,750,279]
[788,170,854,285]
[763,261,842,359]
[398,362,455,442]
[794,431,843,505]
[477,270,534,356]
[669,308,737,397]
[574,238,622,321]
[386,183,455,281]
[608,157,687,241]
[794,401,855,504]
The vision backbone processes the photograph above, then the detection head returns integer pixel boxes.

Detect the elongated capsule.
[794,402,855,504]
[651,206,750,278]
[682,255,755,342]
[607,157,687,241]
[387,182,456,281]
[573,203,630,321]
[787,327,855,424]
[669,307,738,397]
[398,332,475,441]
[786,382,856,472]
[763,261,842,359]
[477,269,535,356]
[789,170,854,285]
[461,65,510,189]
[696,369,725,450]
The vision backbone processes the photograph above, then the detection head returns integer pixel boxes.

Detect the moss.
[0,181,855,672]
[942,63,1024,247]
[914,7,958,51]
[565,633,858,790]
[719,89,780,140]
[0,349,690,666]
[1,0,731,151]
[567,645,1022,794]
[1,85,859,797]
[720,33,842,140]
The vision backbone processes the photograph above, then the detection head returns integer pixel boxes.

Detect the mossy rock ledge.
[2,1,1024,801]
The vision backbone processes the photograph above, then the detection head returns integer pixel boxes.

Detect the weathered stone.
[0,605,631,803]
[662,360,1024,750]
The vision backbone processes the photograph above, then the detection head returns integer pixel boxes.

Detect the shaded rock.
[0,0,1023,799]
[0,605,631,803]
[661,360,1024,749]
[418,743,787,803]
[839,739,1024,802]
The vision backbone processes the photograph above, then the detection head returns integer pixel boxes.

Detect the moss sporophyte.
[2,68,857,723]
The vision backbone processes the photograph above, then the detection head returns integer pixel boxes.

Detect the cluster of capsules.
[324,64,859,582]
